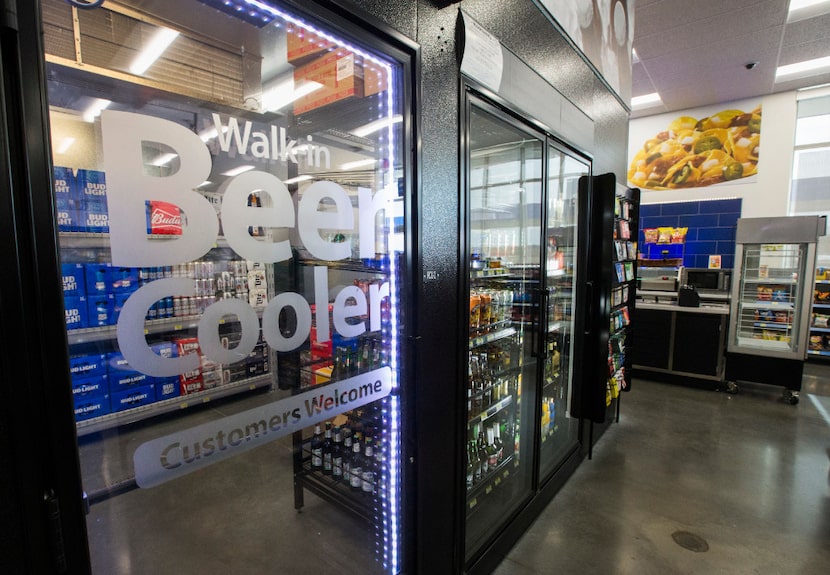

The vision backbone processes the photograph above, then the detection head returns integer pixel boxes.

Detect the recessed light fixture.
[776,56,830,81]
[340,158,376,171]
[221,165,255,177]
[56,137,75,154]
[631,92,662,110]
[150,152,179,167]
[261,79,323,112]
[82,98,111,123]
[787,0,830,22]
[130,27,179,75]
[350,115,403,138]
[283,174,314,185]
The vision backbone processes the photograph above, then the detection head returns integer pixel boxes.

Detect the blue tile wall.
[639,198,742,268]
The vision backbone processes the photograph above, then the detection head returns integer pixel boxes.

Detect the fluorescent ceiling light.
[776,56,830,81]
[350,115,403,138]
[82,98,111,122]
[130,27,179,75]
[788,0,830,21]
[150,152,178,167]
[283,174,314,185]
[56,137,75,154]
[340,158,376,171]
[198,125,228,142]
[631,92,662,109]
[261,79,323,112]
[221,165,255,177]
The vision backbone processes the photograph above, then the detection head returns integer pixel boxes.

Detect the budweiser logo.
[148,201,183,235]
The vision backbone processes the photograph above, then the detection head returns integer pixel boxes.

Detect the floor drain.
[671,530,709,553]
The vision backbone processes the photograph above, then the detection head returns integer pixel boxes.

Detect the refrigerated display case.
[463,93,590,567]
[18,0,414,572]
[726,216,826,403]
[808,268,830,359]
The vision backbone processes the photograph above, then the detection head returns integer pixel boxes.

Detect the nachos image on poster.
[628,107,761,190]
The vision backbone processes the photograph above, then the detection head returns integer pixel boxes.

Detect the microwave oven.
[680,268,732,293]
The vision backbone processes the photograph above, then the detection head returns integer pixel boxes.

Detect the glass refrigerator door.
[45,0,408,572]
[732,243,808,357]
[538,149,587,481]
[465,104,540,559]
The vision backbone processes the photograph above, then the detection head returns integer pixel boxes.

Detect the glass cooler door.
[537,148,586,481]
[465,102,540,560]
[730,242,809,358]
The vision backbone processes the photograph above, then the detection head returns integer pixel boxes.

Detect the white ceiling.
[631,0,830,118]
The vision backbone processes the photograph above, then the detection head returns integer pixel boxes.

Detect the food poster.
[627,101,762,191]
[538,0,634,102]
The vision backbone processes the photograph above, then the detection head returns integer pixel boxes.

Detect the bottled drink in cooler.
[311,424,323,470]
[361,437,375,495]
[322,421,333,475]
[350,438,364,491]
[332,425,344,481]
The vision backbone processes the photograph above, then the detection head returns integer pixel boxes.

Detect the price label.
[144,329,150,335]
[504,469,510,478]
[469,498,477,509]
[180,402,189,409]
[485,485,492,495]
[174,324,183,331]
[494,477,501,486]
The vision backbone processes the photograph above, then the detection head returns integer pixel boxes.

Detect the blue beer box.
[110,384,155,412]
[71,374,109,399]
[110,267,140,293]
[87,293,116,327]
[69,353,107,380]
[61,263,86,296]
[64,295,88,330]
[85,263,111,295]
[74,394,110,422]
[151,341,177,360]
[53,166,77,210]
[84,264,139,295]
[154,376,181,401]
[56,208,82,233]
[107,352,151,388]
[76,169,107,206]
[81,205,110,234]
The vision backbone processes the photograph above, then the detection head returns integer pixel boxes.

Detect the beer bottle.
[310,423,323,470]
[471,440,482,484]
[350,438,364,491]
[332,425,344,481]
[342,427,353,485]
[466,442,475,489]
[322,421,333,475]
[486,426,499,470]
[493,422,504,463]
[361,437,375,495]
[477,428,489,476]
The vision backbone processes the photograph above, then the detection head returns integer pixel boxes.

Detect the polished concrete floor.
[79,362,830,574]
[494,361,830,575]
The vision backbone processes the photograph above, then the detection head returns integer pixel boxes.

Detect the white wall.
[628,92,798,217]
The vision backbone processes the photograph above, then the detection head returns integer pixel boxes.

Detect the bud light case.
[110,384,156,412]
[61,263,86,296]
[107,352,151,388]
[85,263,111,295]
[146,200,183,235]
[53,166,77,210]
[64,296,88,330]
[71,374,109,399]
[74,395,111,421]
[82,205,110,234]
[56,208,82,233]
[87,293,115,327]
[154,377,181,401]
[76,169,107,207]
[69,353,107,380]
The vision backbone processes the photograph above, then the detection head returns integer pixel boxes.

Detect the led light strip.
[224,1,402,570]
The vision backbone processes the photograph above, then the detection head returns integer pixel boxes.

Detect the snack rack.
[725,216,825,403]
